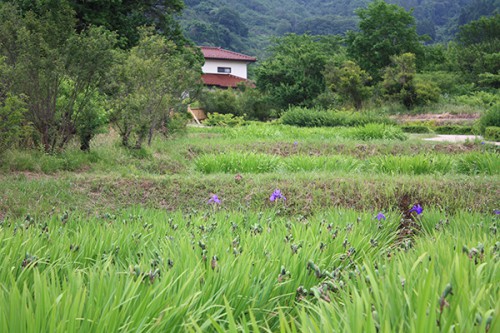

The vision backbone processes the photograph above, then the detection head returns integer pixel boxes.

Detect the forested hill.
[179,0,500,56]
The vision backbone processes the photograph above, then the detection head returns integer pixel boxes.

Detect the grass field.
[0,123,498,332]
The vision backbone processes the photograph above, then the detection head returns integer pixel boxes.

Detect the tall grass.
[200,123,406,141]
[0,208,497,332]
[280,107,394,127]
[195,152,500,176]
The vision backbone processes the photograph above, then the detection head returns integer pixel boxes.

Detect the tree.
[346,0,424,80]
[457,0,500,26]
[110,28,202,149]
[456,14,500,87]
[0,56,26,154]
[324,60,372,110]
[3,0,188,48]
[256,34,343,110]
[71,0,188,48]
[382,53,440,109]
[382,53,417,108]
[0,1,118,152]
[214,7,248,37]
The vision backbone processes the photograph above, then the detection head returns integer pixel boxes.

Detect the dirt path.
[422,134,500,146]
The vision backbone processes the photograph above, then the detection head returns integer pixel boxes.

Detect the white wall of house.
[202,59,250,79]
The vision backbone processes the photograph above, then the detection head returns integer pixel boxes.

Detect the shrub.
[478,103,500,134]
[434,125,474,135]
[204,113,246,127]
[200,88,273,121]
[416,71,473,96]
[160,112,189,138]
[413,80,441,106]
[238,88,273,121]
[382,53,441,108]
[0,95,27,154]
[484,126,500,141]
[456,91,500,108]
[280,107,392,127]
[400,125,432,133]
[200,89,241,116]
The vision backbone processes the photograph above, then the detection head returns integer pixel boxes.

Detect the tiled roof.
[202,74,252,88]
[201,46,256,62]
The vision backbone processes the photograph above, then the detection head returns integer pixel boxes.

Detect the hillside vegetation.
[180,0,500,55]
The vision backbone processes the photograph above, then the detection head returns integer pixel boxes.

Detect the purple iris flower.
[208,194,221,205]
[494,209,500,215]
[409,204,423,215]
[270,189,286,202]
[376,212,386,221]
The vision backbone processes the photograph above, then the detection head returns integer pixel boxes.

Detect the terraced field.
[0,123,498,332]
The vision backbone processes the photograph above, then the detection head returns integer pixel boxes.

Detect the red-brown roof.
[202,74,253,88]
[201,46,256,62]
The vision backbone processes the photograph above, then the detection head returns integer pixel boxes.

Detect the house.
[200,46,256,89]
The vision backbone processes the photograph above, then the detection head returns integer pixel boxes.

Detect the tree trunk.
[122,131,130,148]
[147,126,154,146]
[134,134,144,150]
[80,133,92,151]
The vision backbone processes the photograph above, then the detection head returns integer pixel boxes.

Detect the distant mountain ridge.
[179,0,499,56]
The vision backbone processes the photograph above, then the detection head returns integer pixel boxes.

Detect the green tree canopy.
[0,1,118,152]
[324,60,372,110]
[3,0,188,48]
[347,0,424,80]
[109,28,202,149]
[255,34,343,110]
[382,52,440,108]
[456,14,500,87]
[458,13,500,45]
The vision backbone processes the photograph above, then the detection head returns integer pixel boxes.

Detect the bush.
[238,88,273,121]
[200,88,273,121]
[484,126,500,141]
[200,89,241,116]
[280,107,392,127]
[434,125,474,135]
[160,112,189,138]
[478,103,500,134]
[400,125,432,133]
[416,72,472,96]
[0,94,26,154]
[204,113,246,127]
[456,91,500,108]
[414,80,441,106]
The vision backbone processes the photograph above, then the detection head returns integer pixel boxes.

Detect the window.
[217,67,231,73]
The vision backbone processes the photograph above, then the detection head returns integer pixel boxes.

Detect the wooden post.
[188,104,202,125]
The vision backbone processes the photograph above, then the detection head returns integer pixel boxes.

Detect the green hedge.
[281,107,393,127]
[434,125,474,135]
[400,125,432,133]
[484,126,500,141]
